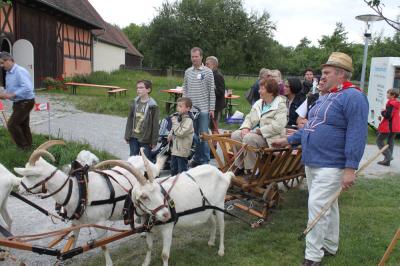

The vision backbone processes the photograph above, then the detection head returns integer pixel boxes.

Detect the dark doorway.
[0,38,11,87]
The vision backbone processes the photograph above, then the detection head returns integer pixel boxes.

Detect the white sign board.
[367,57,400,128]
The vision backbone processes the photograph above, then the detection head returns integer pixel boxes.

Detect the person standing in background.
[376,88,400,166]
[125,80,159,158]
[205,56,225,131]
[0,52,35,150]
[301,68,314,96]
[183,47,215,167]
[249,68,271,104]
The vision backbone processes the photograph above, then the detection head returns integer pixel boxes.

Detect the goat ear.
[14,167,36,177]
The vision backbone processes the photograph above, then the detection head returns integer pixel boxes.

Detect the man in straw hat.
[272,52,369,265]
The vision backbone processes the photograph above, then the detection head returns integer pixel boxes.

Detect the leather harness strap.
[70,165,89,220]
[150,172,253,227]
[0,223,13,237]
[91,170,118,219]
[21,169,58,194]
[41,175,71,200]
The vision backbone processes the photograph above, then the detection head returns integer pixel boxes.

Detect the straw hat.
[321,52,354,73]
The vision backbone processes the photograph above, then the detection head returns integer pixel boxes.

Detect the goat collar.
[21,169,58,195]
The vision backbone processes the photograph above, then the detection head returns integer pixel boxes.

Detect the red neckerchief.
[330,81,362,93]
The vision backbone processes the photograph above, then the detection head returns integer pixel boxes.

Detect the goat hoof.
[208,241,215,247]
[218,250,225,256]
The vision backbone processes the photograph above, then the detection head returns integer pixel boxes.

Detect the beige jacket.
[240,96,287,146]
[170,113,194,157]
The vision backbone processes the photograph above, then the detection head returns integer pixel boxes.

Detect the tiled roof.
[33,0,104,29]
[97,23,144,58]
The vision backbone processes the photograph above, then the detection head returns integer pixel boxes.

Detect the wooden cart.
[203,133,305,220]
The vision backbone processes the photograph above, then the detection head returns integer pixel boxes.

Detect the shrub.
[42,76,66,90]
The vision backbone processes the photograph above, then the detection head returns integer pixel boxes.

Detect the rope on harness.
[226,144,247,172]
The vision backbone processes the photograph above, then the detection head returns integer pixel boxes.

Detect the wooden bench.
[202,133,305,220]
[64,82,121,95]
[107,88,128,98]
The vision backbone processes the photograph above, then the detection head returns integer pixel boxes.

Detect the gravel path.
[1,93,399,265]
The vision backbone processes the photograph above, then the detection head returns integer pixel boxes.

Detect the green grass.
[41,70,252,130]
[0,128,115,171]
[82,176,400,266]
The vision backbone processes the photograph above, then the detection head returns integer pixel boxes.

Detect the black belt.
[14,99,35,104]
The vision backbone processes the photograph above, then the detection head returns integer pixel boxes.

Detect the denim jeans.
[170,155,188,175]
[192,111,210,164]
[376,132,396,162]
[129,137,152,159]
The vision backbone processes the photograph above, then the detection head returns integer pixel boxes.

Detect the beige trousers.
[231,130,268,170]
[305,166,343,262]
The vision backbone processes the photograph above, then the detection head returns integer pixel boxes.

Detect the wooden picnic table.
[160,88,183,113]
[64,82,127,97]
[160,88,240,116]
[224,94,240,118]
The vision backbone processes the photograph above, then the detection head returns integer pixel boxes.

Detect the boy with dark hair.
[125,80,159,158]
[168,97,194,175]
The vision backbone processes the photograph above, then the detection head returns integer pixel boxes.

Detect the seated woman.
[231,79,287,175]
[284,77,306,128]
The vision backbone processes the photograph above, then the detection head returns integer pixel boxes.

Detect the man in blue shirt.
[272,52,369,266]
[0,52,35,150]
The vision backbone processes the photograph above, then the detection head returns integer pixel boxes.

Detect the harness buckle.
[168,199,175,208]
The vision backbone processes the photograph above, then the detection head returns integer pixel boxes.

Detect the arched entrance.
[0,37,11,87]
[1,38,11,53]
[13,39,34,87]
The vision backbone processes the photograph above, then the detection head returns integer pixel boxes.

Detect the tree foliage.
[135,0,278,74]
[122,0,400,79]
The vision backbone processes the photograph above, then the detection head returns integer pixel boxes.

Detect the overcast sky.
[89,0,398,47]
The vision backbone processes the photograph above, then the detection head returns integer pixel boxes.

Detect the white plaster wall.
[93,41,125,72]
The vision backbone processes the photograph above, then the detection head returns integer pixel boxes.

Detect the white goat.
[0,164,21,234]
[14,140,164,266]
[62,150,100,174]
[130,152,233,266]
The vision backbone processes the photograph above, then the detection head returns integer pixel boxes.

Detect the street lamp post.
[355,14,383,90]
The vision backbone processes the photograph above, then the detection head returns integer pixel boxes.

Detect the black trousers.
[8,99,35,148]
[376,132,396,162]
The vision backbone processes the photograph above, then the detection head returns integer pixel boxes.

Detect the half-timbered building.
[0,0,143,87]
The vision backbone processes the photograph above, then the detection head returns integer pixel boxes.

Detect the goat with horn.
[129,148,233,266]
[0,164,22,236]
[14,140,164,266]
